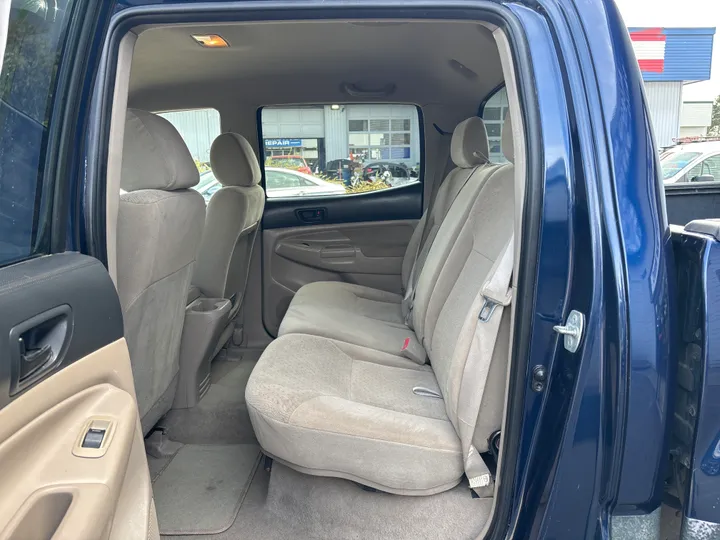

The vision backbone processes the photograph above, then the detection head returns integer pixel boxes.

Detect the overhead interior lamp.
[330,104,341,110]
[191,34,229,48]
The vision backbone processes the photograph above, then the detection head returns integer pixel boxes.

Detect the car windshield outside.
[661,151,701,181]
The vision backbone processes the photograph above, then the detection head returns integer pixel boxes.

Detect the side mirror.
[692,174,715,183]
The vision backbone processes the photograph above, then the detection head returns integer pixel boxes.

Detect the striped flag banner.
[629,28,666,73]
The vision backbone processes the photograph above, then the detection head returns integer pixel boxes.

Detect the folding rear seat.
[245,116,516,496]
[277,117,502,359]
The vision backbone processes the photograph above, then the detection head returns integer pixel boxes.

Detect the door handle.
[296,208,327,223]
[20,342,53,367]
[9,305,71,395]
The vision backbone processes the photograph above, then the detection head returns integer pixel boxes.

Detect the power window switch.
[82,428,106,449]
[74,418,114,457]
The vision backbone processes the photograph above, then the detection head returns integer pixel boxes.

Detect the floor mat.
[153,444,261,535]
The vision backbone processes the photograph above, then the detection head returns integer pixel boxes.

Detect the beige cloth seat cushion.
[245,333,463,495]
[277,282,409,356]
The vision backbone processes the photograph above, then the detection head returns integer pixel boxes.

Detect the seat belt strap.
[457,235,514,497]
[402,163,500,328]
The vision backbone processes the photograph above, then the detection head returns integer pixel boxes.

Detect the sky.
[614,0,720,101]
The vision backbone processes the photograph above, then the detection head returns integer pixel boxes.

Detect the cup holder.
[175,296,232,409]
[189,298,230,313]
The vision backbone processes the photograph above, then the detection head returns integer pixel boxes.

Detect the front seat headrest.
[450,116,490,169]
[121,108,200,192]
[210,132,261,187]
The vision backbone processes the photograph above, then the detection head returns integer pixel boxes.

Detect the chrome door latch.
[553,310,584,353]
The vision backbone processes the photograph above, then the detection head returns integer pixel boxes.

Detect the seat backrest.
[117,108,206,434]
[419,114,516,450]
[192,133,265,308]
[400,117,494,292]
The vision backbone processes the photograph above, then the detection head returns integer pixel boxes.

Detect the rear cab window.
[260,104,422,198]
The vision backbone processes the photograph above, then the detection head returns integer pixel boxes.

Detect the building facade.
[680,101,714,139]
[629,27,715,148]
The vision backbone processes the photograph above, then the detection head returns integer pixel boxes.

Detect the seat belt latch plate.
[478,298,498,322]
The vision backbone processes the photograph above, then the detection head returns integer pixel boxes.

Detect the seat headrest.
[121,109,199,192]
[210,133,261,187]
[450,117,490,169]
[502,115,514,163]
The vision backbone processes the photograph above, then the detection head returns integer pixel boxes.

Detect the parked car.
[264,167,346,197]
[661,141,720,184]
[362,162,417,187]
[196,167,345,201]
[265,154,312,175]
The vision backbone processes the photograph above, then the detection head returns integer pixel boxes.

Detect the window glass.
[157,108,222,199]
[660,151,701,182]
[688,155,720,182]
[260,104,421,197]
[0,0,75,266]
[481,87,510,164]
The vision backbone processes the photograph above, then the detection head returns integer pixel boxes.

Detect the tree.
[708,95,720,137]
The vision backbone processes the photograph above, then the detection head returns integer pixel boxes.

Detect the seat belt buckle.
[400,336,426,365]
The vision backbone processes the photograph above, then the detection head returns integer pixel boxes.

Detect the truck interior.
[0,13,530,539]
[99,18,527,539]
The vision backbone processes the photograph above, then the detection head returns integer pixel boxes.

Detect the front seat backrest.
[192,132,264,311]
[117,108,206,435]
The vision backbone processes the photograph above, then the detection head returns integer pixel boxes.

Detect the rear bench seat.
[245,115,516,496]
[278,117,501,360]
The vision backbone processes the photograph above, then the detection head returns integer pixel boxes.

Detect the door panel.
[263,220,416,335]
[0,254,155,540]
[263,181,423,229]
